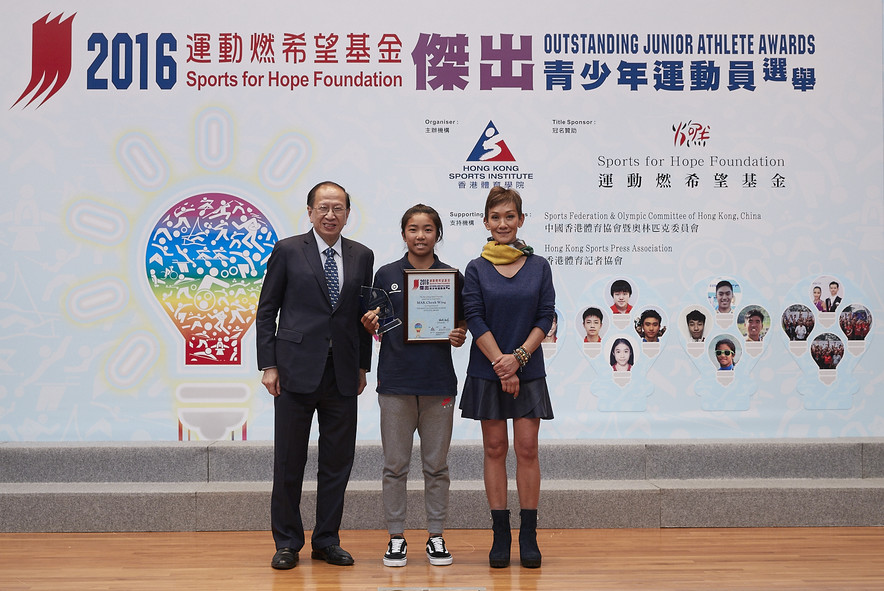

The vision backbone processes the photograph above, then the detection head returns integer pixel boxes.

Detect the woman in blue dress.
[459,187,555,569]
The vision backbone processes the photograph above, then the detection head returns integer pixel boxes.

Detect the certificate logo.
[12,13,76,108]
[467,120,516,161]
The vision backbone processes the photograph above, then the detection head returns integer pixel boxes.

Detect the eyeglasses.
[313,205,347,216]
[715,349,735,356]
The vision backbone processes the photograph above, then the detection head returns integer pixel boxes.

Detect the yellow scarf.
[481,239,534,265]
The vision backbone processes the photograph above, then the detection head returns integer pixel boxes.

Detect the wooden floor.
[1,528,883,590]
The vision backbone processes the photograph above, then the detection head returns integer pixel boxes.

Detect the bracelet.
[512,346,531,368]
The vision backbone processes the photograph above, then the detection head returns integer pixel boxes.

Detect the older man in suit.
[256,181,374,570]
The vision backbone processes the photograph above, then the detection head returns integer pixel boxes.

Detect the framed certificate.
[403,269,459,343]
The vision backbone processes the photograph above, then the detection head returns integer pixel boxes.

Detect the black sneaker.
[383,537,407,567]
[426,535,453,566]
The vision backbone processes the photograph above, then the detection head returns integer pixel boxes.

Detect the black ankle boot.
[519,508,541,568]
[489,509,511,568]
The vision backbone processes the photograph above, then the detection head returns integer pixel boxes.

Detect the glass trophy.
[360,286,402,334]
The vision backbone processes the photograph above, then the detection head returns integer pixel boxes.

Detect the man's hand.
[262,368,281,397]
[358,368,367,395]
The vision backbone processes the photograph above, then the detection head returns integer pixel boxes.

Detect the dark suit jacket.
[256,230,374,395]
[826,296,842,312]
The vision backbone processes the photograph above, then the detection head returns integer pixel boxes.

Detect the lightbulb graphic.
[738,305,768,358]
[782,303,814,356]
[540,310,560,360]
[710,277,740,329]
[812,275,842,328]
[609,336,634,387]
[811,333,844,385]
[681,305,708,358]
[579,306,604,359]
[840,304,872,356]
[634,307,666,358]
[145,192,277,365]
[710,335,740,386]
[608,278,634,330]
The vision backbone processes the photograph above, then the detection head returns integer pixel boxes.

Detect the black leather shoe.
[311,544,355,566]
[271,547,298,570]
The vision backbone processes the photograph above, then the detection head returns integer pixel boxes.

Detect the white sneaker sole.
[427,555,453,566]
[383,557,407,567]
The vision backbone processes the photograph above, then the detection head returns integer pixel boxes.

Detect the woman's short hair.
[484,186,523,219]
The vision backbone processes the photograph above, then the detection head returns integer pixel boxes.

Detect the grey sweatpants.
[378,393,455,535]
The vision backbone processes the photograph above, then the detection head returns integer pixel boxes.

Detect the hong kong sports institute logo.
[467,120,516,162]
[12,13,76,108]
[451,120,532,189]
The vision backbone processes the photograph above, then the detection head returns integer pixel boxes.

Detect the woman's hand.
[448,327,467,348]
[361,307,381,334]
[492,353,520,380]
[501,374,520,398]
